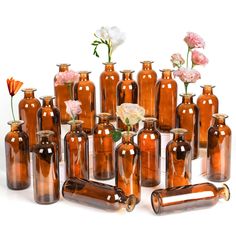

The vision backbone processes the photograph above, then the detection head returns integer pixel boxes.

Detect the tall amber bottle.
[54,63,72,124]
[156,69,177,132]
[33,130,60,204]
[74,71,96,135]
[197,85,219,148]
[151,182,230,215]
[62,177,136,212]
[5,120,30,190]
[100,63,120,121]
[117,70,138,131]
[138,61,157,117]
[176,94,199,159]
[64,120,89,179]
[207,114,231,182]
[19,88,41,151]
[37,96,61,161]
[166,128,192,188]
[93,113,115,180]
[115,131,141,203]
[137,117,160,187]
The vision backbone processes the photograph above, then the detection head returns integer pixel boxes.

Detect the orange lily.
[7,77,23,96]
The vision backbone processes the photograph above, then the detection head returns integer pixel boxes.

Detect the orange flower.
[7,77,23,96]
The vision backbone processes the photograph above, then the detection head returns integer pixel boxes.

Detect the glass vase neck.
[212,114,228,125]
[103,62,116,71]
[97,113,111,123]
[8,120,24,132]
[201,85,215,95]
[68,120,84,132]
[160,69,173,79]
[120,70,135,80]
[79,71,91,81]
[217,184,230,201]
[121,131,136,143]
[36,130,54,143]
[57,64,71,72]
[180,93,195,104]
[141,61,153,70]
[40,96,55,106]
[22,88,36,98]
[143,117,157,129]
[170,128,188,141]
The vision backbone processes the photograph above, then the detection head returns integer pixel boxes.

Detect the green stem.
[11,96,15,121]
[108,40,112,63]
[186,47,190,68]
[127,124,130,136]
[67,83,73,100]
[184,82,189,94]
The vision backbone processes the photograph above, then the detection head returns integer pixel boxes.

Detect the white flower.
[116,103,145,126]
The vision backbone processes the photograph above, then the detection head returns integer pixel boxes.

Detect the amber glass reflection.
[54,64,72,124]
[151,182,230,215]
[197,85,219,148]
[93,113,115,180]
[117,70,138,131]
[62,177,136,211]
[64,120,89,180]
[138,117,160,187]
[33,130,60,204]
[115,132,141,203]
[5,120,30,190]
[138,61,157,117]
[74,71,96,135]
[19,88,41,151]
[176,94,199,159]
[37,96,61,161]
[207,114,231,182]
[100,63,119,121]
[156,69,177,132]
[166,128,192,188]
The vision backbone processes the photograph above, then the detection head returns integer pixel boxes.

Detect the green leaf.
[111,130,122,142]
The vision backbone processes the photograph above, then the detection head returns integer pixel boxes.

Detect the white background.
[0,0,235,235]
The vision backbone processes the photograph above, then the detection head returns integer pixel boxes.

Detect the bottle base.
[7,182,30,190]
[141,179,160,187]
[207,174,229,182]
[35,195,60,204]
[93,173,115,181]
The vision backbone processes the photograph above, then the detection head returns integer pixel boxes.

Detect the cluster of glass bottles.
[4,62,231,214]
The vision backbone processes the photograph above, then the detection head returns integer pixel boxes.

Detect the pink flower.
[184,32,205,49]
[170,53,185,68]
[174,68,201,83]
[55,71,79,86]
[65,100,82,119]
[191,50,208,66]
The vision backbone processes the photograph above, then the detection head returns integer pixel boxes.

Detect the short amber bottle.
[37,96,62,161]
[19,88,41,151]
[115,131,141,203]
[207,114,231,182]
[62,177,136,212]
[166,128,192,188]
[64,120,89,180]
[93,113,115,180]
[100,62,120,121]
[197,85,219,148]
[156,69,177,132]
[117,70,138,131]
[176,94,199,159]
[151,182,230,215]
[5,120,30,190]
[74,71,96,135]
[138,61,157,117]
[54,63,72,124]
[137,117,160,187]
[33,130,60,204]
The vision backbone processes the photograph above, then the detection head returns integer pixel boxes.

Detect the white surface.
[0,0,235,235]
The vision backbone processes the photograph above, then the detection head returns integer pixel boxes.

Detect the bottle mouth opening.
[170,128,188,135]
[212,113,229,119]
[67,120,84,125]
[79,71,91,75]
[120,70,135,74]
[36,130,55,136]
[7,120,24,126]
[56,63,71,67]
[39,96,55,101]
[102,62,116,65]
[140,60,154,64]
[121,131,137,137]
[200,84,215,89]
[222,184,230,201]
[96,113,112,119]
[142,117,157,122]
[21,88,37,93]
[179,93,196,97]
[126,195,136,212]
[159,69,173,73]
[151,191,162,215]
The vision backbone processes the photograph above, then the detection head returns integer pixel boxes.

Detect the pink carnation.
[65,100,82,119]
[184,32,205,49]
[171,53,185,68]
[174,68,201,83]
[191,50,208,66]
[55,71,79,86]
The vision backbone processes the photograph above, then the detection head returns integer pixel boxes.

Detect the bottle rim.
[7,120,24,126]
[56,63,71,67]
[140,60,154,64]
[151,191,162,215]
[179,93,196,98]
[36,130,55,136]
[39,95,55,100]
[170,128,188,135]
[212,113,229,119]
[200,84,215,89]
[67,120,84,125]
[222,184,230,201]
[126,194,137,212]
[120,70,135,74]
[21,88,37,93]
[102,62,116,65]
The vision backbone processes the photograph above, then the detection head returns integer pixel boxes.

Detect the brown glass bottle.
[64,120,89,179]
[19,88,41,151]
[166,128,192,188]
[93,113,115,180]
[33,130,60,204]
[5,120,30,190]
[62,177,136,211]
[100,63,120,121]
[156,69,177,132]
[137,117,160,187]
[117,70,138,131]
[54,64,72,124]
[207,114,231,182]
[115,131,141,203]
[74,71,96,135]
[37,96,62,161]
[176,94,199,159]
[151,182,230,215]
[138,61,157,117]
[197,85,219,148]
